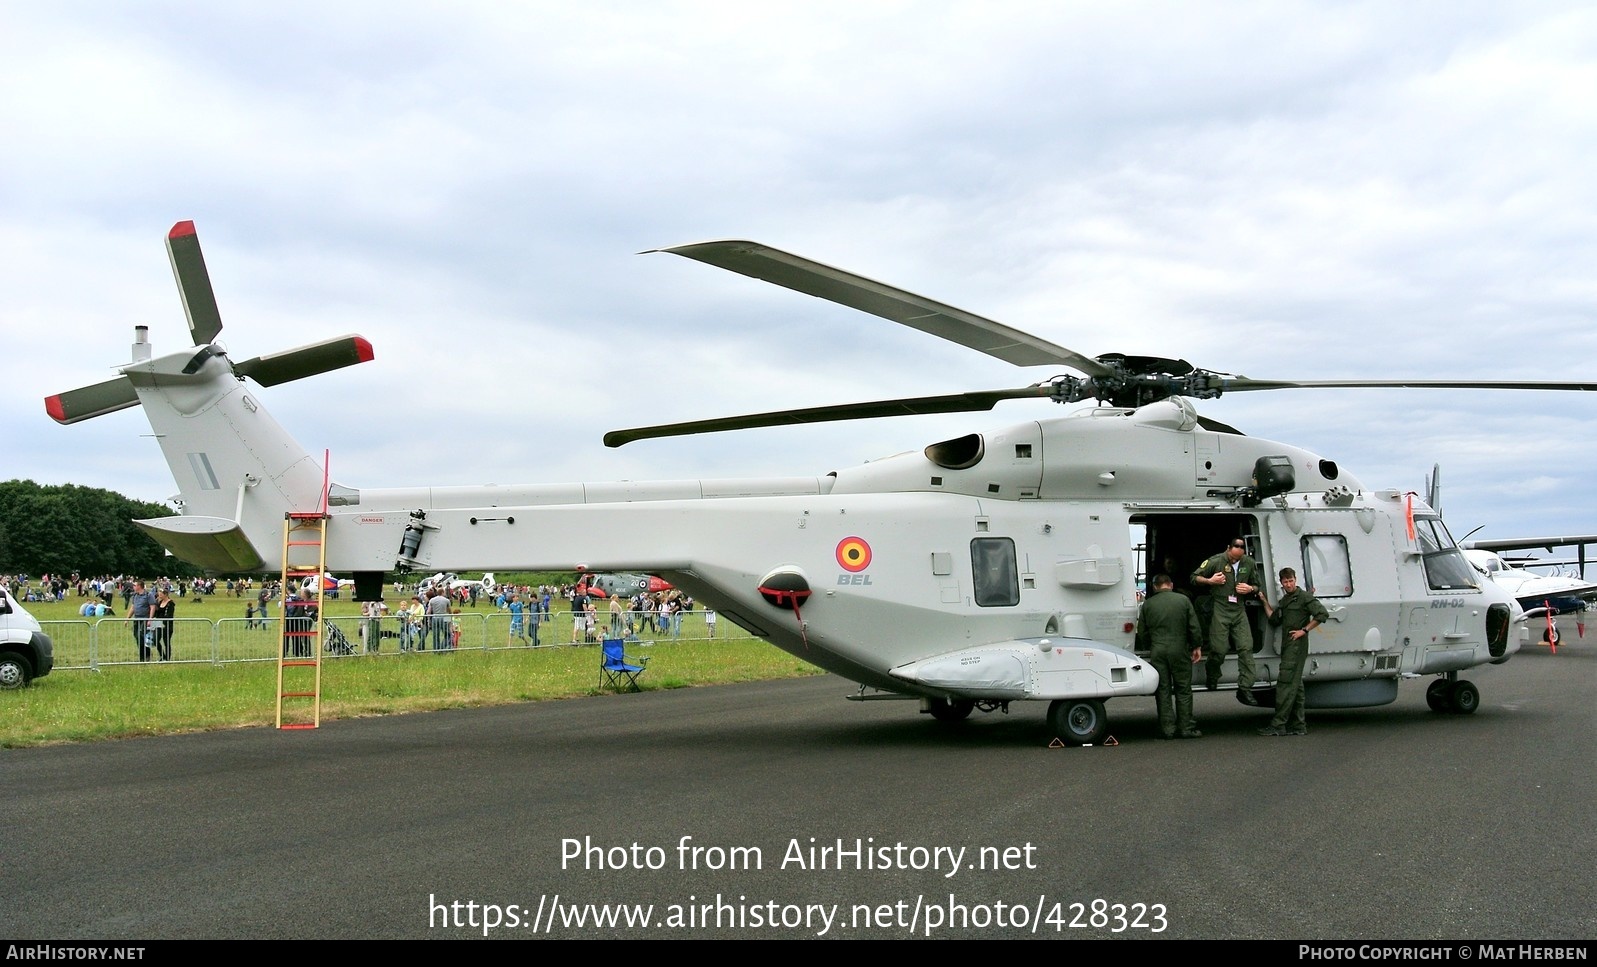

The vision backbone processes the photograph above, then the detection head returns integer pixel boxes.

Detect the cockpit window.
[1414,517,1478,592]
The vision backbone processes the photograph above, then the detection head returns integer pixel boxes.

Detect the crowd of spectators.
[1,572,254,606]
[5,571,717,659]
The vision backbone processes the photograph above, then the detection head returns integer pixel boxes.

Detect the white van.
[0,587,54,688]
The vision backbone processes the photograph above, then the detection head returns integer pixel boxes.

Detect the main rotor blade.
[652,240,1113,376]
[233,335,375,386]
[166,221,224,346]
[44,375,138,425]
[1220,377,1597,393]
[1465,534,1597,553]
[605,385,1056,447]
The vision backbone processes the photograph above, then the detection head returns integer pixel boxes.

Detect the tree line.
[0,479,199,578]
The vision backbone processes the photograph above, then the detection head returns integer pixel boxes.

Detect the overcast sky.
[4,1,1595,548]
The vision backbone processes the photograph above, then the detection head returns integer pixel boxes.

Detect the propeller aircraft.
[1462,546,1597,613]
[1423,470,1596,647]
[46,222,1597,742]
[1460,534,1597,647]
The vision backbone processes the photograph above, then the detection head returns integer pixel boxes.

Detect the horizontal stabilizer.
[133,516,265,573]
[234,335,375,386]
[44,375,138,425]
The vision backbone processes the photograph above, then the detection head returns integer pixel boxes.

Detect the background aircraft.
[573,571,674,598]
[1461,534,1597,646]
[1428,466,1595,642]
[416,572,496,597]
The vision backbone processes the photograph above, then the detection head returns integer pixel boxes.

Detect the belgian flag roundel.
[836,536,872,572]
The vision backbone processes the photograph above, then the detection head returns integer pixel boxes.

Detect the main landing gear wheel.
[1425,679,1451,713]
[928,698,975,722]
[1447,680,1480,715]
[1047,698,1108,745]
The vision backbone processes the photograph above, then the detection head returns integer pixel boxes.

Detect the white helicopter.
[47,222,1597,742]
[416,571,498,598]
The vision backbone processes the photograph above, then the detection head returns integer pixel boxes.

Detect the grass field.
[31,586,743,667]
[2,590,822,747]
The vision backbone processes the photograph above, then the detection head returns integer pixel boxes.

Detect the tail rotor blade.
[167,220,224,345]
[233,335,375,386]
[45,376,138,425]
[46,335,374,425]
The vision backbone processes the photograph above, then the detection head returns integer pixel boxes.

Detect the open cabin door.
[1130,512,1267,665]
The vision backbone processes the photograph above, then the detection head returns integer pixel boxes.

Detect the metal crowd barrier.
[42,608,730,670]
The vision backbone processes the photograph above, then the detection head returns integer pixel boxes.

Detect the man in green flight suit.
[1258,567,1329,736]
[1192,538,1264,703]
[1136,574,1205,739]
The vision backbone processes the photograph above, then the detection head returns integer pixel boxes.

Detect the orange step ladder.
[276,512,328,729]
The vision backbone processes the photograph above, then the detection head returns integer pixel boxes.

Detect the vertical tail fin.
[45,221,375,573]
[125,344,328,571]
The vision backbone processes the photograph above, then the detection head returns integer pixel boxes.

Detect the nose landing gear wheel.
[1447,680,1480,715]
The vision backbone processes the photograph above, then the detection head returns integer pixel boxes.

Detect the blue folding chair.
[599,638,650,692]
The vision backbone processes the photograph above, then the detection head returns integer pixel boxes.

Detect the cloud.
[4,2,1595,543]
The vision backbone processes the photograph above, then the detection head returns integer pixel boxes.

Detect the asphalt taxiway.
[4,641,1593,939]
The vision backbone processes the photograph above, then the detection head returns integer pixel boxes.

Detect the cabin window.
[1413,517,1479,592]
[1301,535,1353,598]
[971,538,1020,607]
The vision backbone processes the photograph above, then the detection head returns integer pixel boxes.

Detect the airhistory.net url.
[427,893,1169,937]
